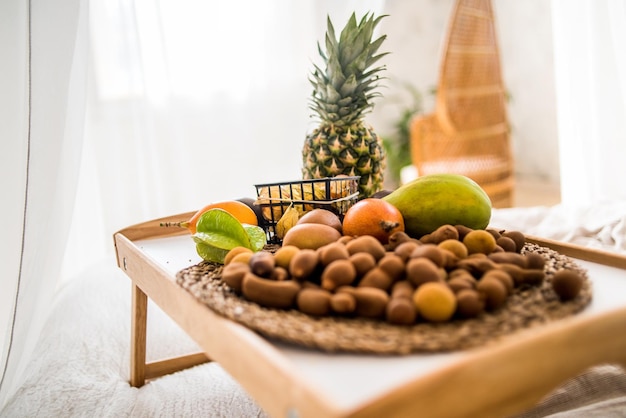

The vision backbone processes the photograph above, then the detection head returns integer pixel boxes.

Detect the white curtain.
[552,0,626,206]
[0,0,89,407]
[0,0,383,408]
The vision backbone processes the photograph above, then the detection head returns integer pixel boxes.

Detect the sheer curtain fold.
[552,0,626,206]
[0,0,88,407]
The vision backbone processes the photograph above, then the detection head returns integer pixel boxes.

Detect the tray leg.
[128,283,212,388]
[130,283,148,387]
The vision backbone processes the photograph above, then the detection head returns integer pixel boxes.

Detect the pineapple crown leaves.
[308,12,389,127]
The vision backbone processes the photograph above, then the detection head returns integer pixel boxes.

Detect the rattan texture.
[410,0,514,208]
[176,243,592,355]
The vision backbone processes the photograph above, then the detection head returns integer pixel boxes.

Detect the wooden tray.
[113,211,626,418]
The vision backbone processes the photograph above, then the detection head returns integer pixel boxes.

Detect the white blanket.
[1,259,267,418]
[2,202,626,417]
[489,200,626,254]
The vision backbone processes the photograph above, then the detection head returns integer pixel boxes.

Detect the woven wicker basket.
[410,0,514,208]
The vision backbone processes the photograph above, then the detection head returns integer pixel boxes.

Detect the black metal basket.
[254,176,360,243]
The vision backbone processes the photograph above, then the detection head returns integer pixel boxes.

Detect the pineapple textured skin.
[302,12,388,199]
[302,123,386,199]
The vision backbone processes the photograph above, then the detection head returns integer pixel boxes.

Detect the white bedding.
[489,200,626,254]
[1,258,267,418]
[2,202,626,418]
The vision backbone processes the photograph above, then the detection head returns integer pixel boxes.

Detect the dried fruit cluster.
[220,224,584,324]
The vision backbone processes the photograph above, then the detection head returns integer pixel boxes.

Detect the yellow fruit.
[412,282,457,322]
[463,229,497,255]
[275,205,300,239]
[383,174,492,238]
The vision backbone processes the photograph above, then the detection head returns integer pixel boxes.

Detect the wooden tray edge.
[525,235,626,269]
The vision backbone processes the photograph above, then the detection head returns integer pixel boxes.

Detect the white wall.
[371,0,560,187]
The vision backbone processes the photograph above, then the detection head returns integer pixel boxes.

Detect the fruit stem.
[379,220,400,233]
[160,221,190,229]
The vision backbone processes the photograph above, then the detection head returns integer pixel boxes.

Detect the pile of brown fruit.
[220,224,584,325]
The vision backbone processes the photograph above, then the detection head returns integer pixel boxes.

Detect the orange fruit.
[187,200,258,233]
[342,198,405,244]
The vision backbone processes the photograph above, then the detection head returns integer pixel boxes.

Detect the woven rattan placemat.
[175,243,591,354]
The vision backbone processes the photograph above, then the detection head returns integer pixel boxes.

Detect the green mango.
[382,174,492,238]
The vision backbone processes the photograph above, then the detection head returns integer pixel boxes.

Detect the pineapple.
[302,12,388,199]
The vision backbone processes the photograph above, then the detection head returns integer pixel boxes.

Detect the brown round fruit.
[297,208,343,233]
[551,269,584,301]
[282,223,342,250]
[342,198,405,244]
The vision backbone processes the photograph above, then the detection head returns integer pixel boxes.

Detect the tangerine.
[342,198,405,244]
[162,200,259,234]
